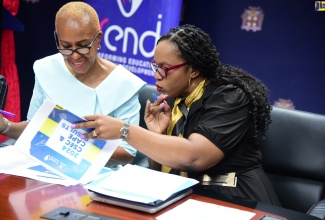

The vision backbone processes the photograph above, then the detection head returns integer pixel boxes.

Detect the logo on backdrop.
[315,1,325,11]
[273,98,295,110]
[117,0,143,17]
[88,0,182,85]
[241,6,264,32]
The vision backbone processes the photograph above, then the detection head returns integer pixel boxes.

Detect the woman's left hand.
[144,94,171,134]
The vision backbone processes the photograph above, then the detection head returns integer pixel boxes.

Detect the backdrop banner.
[86,0,183,85]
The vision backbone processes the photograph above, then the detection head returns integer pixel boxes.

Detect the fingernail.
[80,135,85,139]
[160,103,165,112]
[163,100,168,105]
[71,124,75,129]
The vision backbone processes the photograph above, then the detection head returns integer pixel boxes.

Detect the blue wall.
[182,0,325,114]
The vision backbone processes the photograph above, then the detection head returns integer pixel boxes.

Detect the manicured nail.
[80,135,85,139]
[160,103,165,112]
[71,124,76,129]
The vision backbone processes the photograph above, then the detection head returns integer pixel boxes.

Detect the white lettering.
[98,52,127,64]
[139,18,161,57]
[127,58,150,68]
[104,25,123,52]
[102,14,162,58]
[124,27,138,55]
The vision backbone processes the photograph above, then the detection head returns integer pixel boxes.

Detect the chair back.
[260,107,325,213]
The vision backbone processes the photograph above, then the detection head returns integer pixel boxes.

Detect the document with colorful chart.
[14,99,121,185]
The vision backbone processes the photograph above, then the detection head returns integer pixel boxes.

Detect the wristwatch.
[120,121,130,140]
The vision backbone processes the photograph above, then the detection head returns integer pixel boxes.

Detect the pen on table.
[0,110,15,118]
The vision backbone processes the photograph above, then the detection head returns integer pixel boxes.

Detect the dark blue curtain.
[182,0,325,115]
[14,0,325,117]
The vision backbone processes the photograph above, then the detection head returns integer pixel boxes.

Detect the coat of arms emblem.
[241,6,264,32]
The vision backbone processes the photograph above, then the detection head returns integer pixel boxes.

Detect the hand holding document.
[1,99,120,186]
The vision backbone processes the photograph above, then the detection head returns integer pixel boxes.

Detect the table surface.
[0,174,316,220]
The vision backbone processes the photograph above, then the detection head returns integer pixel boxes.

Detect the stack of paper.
[86,164,199,204]
[85,164,199,213]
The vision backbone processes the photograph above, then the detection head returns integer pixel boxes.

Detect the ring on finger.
[92,130,98,138]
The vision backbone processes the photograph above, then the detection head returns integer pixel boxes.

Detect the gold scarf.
[162,79,206,176]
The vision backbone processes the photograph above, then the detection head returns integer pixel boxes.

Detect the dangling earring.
[188,77,193,88]
[97,45,101,50]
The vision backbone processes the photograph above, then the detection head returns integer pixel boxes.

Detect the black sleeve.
[192,85,252,154]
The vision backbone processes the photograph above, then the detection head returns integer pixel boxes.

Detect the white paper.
[0,145,116,186]
[156,199,256,220]
[0,145,38,171]
[0,145,77,186]
[4,99,120,185]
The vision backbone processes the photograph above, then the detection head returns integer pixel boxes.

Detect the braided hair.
[157,24,272,141]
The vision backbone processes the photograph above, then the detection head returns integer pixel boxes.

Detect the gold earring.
[188,77,193,87]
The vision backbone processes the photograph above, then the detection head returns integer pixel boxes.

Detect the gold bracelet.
[0,118,11,134]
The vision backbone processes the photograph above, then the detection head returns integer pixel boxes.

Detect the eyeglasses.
[150,60,188,78]
[54,31,100,56]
